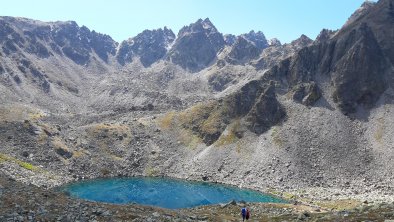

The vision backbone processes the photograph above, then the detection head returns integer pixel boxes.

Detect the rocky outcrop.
[179,80,285,145]
[253,35,311,71]
[261,0,392,114]
[166,18,225,72]
[343,1,377,28]
[226,36,262,64]
[51,21,117,64]
[240,30,269,50]
[331,23,387,113]
[241,83,285,134]
[268,38,282,47]
[290,82,321,106]
[315,29,336,44]
[116,27,175,66]
[224,34,237,46]
[289,34,313,49]
[0,17,118,65]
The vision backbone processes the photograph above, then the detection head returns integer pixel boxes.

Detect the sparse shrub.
[374,118,384,143]
[100,168,111,176]
[18,161,35,170]
[215,119,242,147]
[145,166,158,176]
[0,153,38,171]
[271,127,283,147]
[158,111,176,129]
[178,129,201,149]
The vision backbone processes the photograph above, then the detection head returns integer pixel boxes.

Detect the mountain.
[151,0,394,195]
[268,38,281,47]
[166,18,225,72]
[1,1,394,219]
[225,36,262,64]
[240,30,269,49]
[314,29,336,43]
[116,27,175,67]
[223,34,237,46]
[344,0,377,27]
[0,17,117,65]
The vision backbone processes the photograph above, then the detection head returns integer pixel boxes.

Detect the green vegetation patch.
[271,127,284,147]
[374,117,385,143]
[315,199,362,211]
[215,119,242,147]
[177,101,233,145]
[158,111,176,129]
[144,166,158,177]
[0,153,38,171]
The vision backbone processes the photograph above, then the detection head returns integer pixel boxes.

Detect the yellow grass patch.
[0,153,39,171]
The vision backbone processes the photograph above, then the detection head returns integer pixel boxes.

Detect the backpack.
[241,207,246,216]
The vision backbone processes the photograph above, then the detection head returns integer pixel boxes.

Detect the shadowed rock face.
[166,18,225,72]
[116,27,175,66]
[331,23,388,113]
[291,82,321,106]
[344,1,377,28]
[252,35,312,72]
[180,80,285,145]
[315,29,336,44]
[260,0,393,114]
[240,30,269,50]
[226,36,262,64]
[52,22,117,64]
[245,84,285,134]
[0,17,117,64]
[224,34,237,46]
[290,34,313,49]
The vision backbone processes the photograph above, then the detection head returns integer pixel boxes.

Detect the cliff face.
[0,17,117,65]
[116,27,175,67]
[166,18,225,72]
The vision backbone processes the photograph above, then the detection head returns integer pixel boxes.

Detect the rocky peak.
[226,36,262,64]
[0,17,117,64]
[268,38,282,47]
[240,30,269,49]
[116,27,175,66]
[315,29,336,43]
[344,0,377,27]
[166,18,225,72]
[178,18,219,37]
[50,21,117,64]
[224,34,237,46]
[290,34,313,48]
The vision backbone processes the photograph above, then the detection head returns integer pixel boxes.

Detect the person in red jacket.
[241,207,251,221]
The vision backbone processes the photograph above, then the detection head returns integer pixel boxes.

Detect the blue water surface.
[62,177,286,209]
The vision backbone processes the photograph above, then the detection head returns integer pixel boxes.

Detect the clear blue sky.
[1,0,372,43]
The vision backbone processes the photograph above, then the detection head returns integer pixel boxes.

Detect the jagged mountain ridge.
[201,0,393,142]
[116,27,175,67]
[0,15,302,113]
[0,16,277,74]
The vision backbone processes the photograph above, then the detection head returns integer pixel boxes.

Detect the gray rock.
[166,18,225,72]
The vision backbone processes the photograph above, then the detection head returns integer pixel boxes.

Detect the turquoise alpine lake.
[62,177,286,209]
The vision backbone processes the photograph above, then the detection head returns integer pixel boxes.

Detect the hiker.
[246,207,250,220]
[241,207,247,221]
